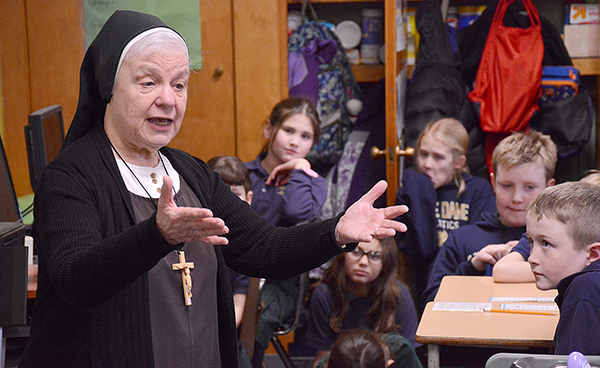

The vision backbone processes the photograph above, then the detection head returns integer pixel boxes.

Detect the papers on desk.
[432,302,492,312]
[432,301,559,315]
[490,296,556,303]
[493,303,559,313]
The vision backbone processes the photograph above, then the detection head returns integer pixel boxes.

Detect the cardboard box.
[569,4,600,25]
[564,24,600,57]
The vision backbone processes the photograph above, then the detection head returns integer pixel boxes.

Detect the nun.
[19,10,408,368]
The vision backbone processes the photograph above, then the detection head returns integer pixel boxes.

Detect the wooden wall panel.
[233,0,288,162]
[170,0,236,161]
[25,0,84,118]
[0,0,31,196]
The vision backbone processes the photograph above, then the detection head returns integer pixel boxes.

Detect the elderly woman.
[19,10,407,368]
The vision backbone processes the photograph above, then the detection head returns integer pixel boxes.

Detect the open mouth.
[148,118,172,126]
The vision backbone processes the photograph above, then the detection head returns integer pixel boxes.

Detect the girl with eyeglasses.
[304,237,421,368]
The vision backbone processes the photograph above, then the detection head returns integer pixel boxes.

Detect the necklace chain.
[109,141,175,209]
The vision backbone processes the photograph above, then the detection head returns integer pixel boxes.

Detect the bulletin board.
[83,0,202,69]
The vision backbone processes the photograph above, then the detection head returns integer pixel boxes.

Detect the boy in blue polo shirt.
[422,131,556,305]
[527,182,600,354]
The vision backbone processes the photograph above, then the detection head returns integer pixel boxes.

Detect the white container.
[361,8,384,64]
[336,20,362,49]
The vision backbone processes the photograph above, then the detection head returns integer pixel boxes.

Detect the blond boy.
[493,169,600,282]
[423,131,556,304]
[527,182,600,354]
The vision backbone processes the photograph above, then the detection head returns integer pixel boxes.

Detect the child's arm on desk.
[470,241,517,272]
[492,251,535,283]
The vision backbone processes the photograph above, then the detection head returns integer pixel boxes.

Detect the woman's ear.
[263,119,272,140]
[586,242,600,265]
[386,359,395,367]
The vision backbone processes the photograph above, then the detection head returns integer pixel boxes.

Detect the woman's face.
[417,135,462,189]
[105,45,189,159]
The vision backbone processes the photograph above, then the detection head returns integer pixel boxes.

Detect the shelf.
[352,64,384,82]
[572,57,600,76]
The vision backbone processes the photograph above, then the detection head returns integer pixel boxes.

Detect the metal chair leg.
[271,335,296,368]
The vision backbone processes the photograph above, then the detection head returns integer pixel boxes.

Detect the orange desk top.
[416,276,559,348]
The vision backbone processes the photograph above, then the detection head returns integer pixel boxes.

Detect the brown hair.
[262,97,320,152]
[491,130,557,181]
[318,237,401,334]
[416,118,469,196]
[206,155,252,193]
[327,330,390,368]
[527,181,600,251]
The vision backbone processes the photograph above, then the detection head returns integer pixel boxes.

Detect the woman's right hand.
[156,176,229,246]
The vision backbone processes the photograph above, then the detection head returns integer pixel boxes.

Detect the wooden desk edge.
[28,264,38,299]
[415,335,554,349]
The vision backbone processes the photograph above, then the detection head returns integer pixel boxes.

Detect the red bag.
[468,0,544,133]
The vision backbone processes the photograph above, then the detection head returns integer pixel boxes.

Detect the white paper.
[432,302,492,312]
[490,297,556,303]
[498,303,559,312]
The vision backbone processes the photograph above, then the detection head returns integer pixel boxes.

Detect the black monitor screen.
[0,138,21,223]
[25,105,65,191]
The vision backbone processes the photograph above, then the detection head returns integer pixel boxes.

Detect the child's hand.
[266,158,313,187]
[470,240,518,272]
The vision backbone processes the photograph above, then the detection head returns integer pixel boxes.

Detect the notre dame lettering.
[436,201,470,247]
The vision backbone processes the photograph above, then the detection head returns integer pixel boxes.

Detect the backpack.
[288,21,363,175]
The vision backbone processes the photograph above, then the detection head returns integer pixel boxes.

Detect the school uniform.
[510,233,530,260]
[395,168,496,304]
[422,212,525,305]
[554,260,600,355]
[245,152,327,227]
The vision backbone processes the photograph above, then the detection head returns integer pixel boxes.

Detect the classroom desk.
[416,276,559,368]
[28,264,37,299]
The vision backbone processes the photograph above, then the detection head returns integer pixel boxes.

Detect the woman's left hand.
[335,181,408,246]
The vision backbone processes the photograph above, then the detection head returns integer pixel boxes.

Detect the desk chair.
[486,353,600,368]
[239,277,262,360]
[269,272,310,368]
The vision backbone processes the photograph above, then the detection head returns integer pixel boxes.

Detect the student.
[422,130,557,305]
[321,330,394,368]
[245,97,328,368]
[395,118,496,302]
[305,237,420,368]
[19,10,409,368]
[526,182,600,354]
[493,169,600,283]
[207,155,253,327]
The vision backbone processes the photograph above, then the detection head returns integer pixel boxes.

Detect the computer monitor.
[25,104,65,192]
[0,138,27,327]
[0,138,22,224]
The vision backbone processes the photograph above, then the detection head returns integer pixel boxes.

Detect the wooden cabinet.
[286,0,407,204]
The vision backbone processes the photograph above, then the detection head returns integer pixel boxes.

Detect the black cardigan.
[20,124,345,368]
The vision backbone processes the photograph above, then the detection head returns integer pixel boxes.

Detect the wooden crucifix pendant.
[172,250,195,306]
